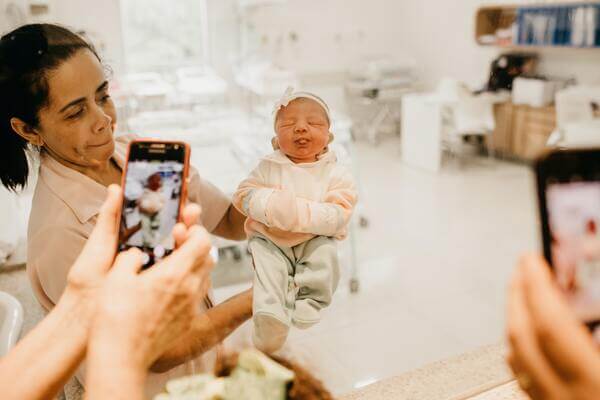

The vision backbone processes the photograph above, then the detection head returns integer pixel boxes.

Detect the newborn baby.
[233,88,357,352]
[138,172,165,247]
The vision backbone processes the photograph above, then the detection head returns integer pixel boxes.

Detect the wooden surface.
[491,102,556,161]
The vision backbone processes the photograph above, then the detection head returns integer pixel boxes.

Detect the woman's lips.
[89,139,112,148]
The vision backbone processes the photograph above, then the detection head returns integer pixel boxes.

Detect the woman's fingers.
[74,185,122,272]
[111,248,145,277]
[522,254,600,380]
[171,226,214,274]
[506,256,563,398]
[172,223,187,249]
[151,225,213,280]
[181,203,201,228]
[173,203,202,249]
[89,184,122,244]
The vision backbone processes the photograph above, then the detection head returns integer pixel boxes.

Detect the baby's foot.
[292,299,321,329]
[252,312,290,354]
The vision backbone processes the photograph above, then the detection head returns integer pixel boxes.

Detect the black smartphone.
[536,148,600,337]
[118,140,190,268]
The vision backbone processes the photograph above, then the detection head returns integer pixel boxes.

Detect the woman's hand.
[87,191,212,370]
[60,184,123,331]
[506,254,600,399]
[85,201,214,399]
[63,184,205,333]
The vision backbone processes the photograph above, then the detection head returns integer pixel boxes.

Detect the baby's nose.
[294,122,308,132]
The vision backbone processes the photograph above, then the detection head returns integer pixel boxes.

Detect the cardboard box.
[491,102,515,154]
[512,105,556,160]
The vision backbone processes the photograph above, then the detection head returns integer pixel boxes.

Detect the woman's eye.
[67,109,84,120]
[100,94,111,103]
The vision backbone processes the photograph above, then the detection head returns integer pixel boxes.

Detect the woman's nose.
[92,106,112,134]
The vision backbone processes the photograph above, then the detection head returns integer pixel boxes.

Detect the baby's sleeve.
[293,166,357,236]
[232,162,275,225]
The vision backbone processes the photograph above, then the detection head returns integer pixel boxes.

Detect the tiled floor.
[0,136,539,397]
[213,138,540,395]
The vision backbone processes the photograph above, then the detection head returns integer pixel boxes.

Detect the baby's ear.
[328,132,334,144]
[271,136,280,150]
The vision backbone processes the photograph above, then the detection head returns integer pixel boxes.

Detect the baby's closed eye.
[279,120,295,127]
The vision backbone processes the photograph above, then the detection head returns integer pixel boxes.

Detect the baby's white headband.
[272,86,331,130]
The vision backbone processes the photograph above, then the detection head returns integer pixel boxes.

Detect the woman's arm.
[86,335,147,400]
[0,292,90,400]
[151,288,253,373]
[0,185,124,400]
[211,204,247,241]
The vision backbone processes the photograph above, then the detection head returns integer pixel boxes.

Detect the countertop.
[341,343,527,400]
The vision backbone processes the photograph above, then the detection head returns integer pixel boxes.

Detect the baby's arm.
[232,163,275,225]
[267,168,358,236]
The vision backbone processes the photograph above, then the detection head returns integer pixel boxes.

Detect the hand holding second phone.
[506,255,600,399]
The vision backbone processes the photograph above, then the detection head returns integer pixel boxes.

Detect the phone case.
[119,139,191,239]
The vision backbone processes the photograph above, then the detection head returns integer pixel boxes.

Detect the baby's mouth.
[295,138,310,146]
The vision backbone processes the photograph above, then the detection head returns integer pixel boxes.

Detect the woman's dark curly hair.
[0,23,99,191]
[215,352,335,400]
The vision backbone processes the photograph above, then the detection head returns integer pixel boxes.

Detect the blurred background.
[2,0,600,398]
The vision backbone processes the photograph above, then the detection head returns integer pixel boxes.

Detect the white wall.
[234,0,408,76]
[398,0,600,88]
[236,0,600,88]
[6,0,598,89]
[207,0,240,80]
[47,0,125,73]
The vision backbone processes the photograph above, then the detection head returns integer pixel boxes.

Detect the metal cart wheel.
[231,246,243,262]
[350,278,360,293]
[359,216,369,228]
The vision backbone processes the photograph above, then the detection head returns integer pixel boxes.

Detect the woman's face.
[36,49,117,168]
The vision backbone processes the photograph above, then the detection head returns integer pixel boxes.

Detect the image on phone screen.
[546,181,600,335]
[119,145,185,267]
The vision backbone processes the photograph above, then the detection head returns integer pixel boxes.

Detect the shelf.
[475,2,600,49]
[475,5,518,47]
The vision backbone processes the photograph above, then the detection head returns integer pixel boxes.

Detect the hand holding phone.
[536,149,600,336]
[119,140,190,268]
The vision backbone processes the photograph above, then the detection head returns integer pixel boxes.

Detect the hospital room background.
[2,0,600,398]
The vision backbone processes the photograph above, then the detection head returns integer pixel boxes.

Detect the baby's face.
[275,98,330,164]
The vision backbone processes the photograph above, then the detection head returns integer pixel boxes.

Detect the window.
[120,0,209,72]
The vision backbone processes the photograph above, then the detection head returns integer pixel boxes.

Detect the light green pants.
[249,235,340,351]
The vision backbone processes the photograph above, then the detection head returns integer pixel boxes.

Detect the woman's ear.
[10,117,44,146]
[271,136,280,150]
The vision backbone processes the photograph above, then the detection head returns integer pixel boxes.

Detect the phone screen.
[119,141,188,268]
[545,179,600,334]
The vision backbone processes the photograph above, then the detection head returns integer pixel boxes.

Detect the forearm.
[212,205,247,241]
[85,339,146,400]
[151,289,253,372]
[0,291,90,400]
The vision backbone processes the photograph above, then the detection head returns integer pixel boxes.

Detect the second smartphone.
[118,140,190,268]
[536,148,600,338]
